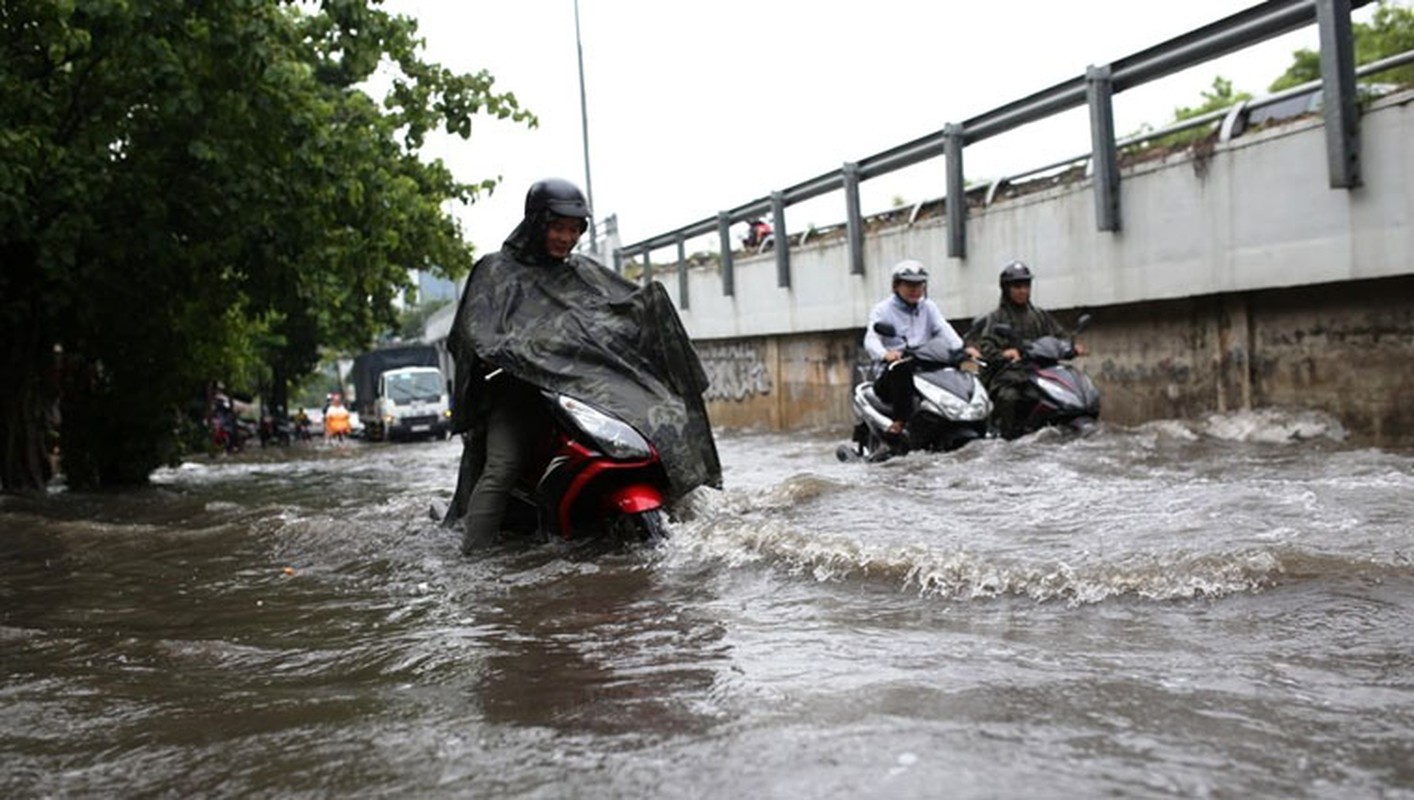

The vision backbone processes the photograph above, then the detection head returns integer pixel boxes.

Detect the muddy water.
[2,411,1412,798]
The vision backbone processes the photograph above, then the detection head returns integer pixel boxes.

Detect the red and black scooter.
[487,369,672,545]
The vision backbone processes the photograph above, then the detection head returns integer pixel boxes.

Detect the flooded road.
[3,412,1412,798]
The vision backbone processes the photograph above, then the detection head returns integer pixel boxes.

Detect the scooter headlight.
[953,387,992,422]
[557,396,652,460]
[917,379,991,422]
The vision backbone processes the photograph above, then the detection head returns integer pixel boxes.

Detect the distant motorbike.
[207,413,234,453]
[207,405,255,453]
[837,322,992,462]
[488,370,672,545]
[293,412,314,442]
[259,409,294,447]
[991,314,1100,438]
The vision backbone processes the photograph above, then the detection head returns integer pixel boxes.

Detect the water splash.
[671,511,1293,604]
[1169,408,1348,444]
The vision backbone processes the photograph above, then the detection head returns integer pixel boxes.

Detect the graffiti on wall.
[698,342,773,402]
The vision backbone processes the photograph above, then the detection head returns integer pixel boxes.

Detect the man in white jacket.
[863,259,977,452]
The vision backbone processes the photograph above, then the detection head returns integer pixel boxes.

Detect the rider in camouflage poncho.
[442,179,721,550]
[968,260,1073,439]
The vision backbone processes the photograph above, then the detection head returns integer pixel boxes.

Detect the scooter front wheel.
[612,508,670,545]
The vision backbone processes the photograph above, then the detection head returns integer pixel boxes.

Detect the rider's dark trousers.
[461,379,548,553]
[873,361,917,428]
[986,363,1031,440]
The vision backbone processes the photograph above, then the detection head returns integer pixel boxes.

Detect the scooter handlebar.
[903,345,986,369]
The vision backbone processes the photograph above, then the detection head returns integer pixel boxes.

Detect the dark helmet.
[999,259,1034,288]
[525,178,591,221]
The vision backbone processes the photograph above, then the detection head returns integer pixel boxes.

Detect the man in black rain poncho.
[443,178,721,553]
[968,260,1086,439]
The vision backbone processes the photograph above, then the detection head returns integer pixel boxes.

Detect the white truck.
[373,365,451,441]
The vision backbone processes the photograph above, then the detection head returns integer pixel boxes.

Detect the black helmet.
[525,178,591,220]
[999,259,1034,287]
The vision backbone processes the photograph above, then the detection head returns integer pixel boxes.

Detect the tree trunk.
[270,362,289,416]
[0,249,57,493]
[0,371,54,493]
[58,351,172,489]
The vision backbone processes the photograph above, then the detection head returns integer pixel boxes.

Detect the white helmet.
[891,259,929,284]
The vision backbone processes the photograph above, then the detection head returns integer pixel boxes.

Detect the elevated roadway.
[664,91,1413,445]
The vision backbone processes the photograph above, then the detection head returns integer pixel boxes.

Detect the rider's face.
[545,215,585,260]
[1006,281,1032,305]
[895,280,926,304]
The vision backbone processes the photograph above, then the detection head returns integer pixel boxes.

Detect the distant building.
[421,291,460,382]
[416,270,457,304]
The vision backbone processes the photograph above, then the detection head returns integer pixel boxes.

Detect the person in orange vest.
[323,393,352,442]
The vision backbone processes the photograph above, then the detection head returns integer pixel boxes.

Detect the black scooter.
[990,314,1100,438]
[259,407,294,447]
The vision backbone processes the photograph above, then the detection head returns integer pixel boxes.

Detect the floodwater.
[2,411,1412,799]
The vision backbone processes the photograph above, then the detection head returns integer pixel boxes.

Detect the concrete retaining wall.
[696,275,1414,447]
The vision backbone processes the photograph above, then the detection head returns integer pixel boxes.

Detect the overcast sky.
[378,1,1378,260]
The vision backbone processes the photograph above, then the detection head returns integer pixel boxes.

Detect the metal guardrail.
[618,0,1381,305]
[981,47,1414,205]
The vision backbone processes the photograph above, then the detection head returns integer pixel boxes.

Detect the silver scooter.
[837,322,992,462]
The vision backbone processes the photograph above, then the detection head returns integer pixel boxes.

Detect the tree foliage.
[1270,0,1414,91]
[1132,2,1413,154]
[1172,76,1253,123]
[0,0,535,491]
[1124,76,1253,151]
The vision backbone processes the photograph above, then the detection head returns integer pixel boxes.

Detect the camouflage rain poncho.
[444,210,722,519]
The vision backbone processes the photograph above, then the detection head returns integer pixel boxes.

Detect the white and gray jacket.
[862,294,963,362]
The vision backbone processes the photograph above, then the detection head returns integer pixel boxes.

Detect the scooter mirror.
[1075,313,1093,334]
[873,321,898,337]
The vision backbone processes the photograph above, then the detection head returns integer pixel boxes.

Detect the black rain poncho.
[444,209,722,520]
[971,293,1066,387]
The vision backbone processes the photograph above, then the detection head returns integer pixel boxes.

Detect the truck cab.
[373,366,451,441]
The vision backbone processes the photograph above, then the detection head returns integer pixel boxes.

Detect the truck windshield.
[386,372,443,403]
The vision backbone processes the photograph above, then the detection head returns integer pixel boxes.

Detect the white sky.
[379,0,1379,260]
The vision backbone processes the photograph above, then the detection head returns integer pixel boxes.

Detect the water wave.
[672,517,1301,603]
[670,480,1413,605]
[1139,408,1348,444]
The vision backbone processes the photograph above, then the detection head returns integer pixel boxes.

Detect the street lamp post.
[574,0,597,255]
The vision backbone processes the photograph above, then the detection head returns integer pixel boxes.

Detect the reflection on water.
[472,561,728,738]
[2,411,1412,798]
